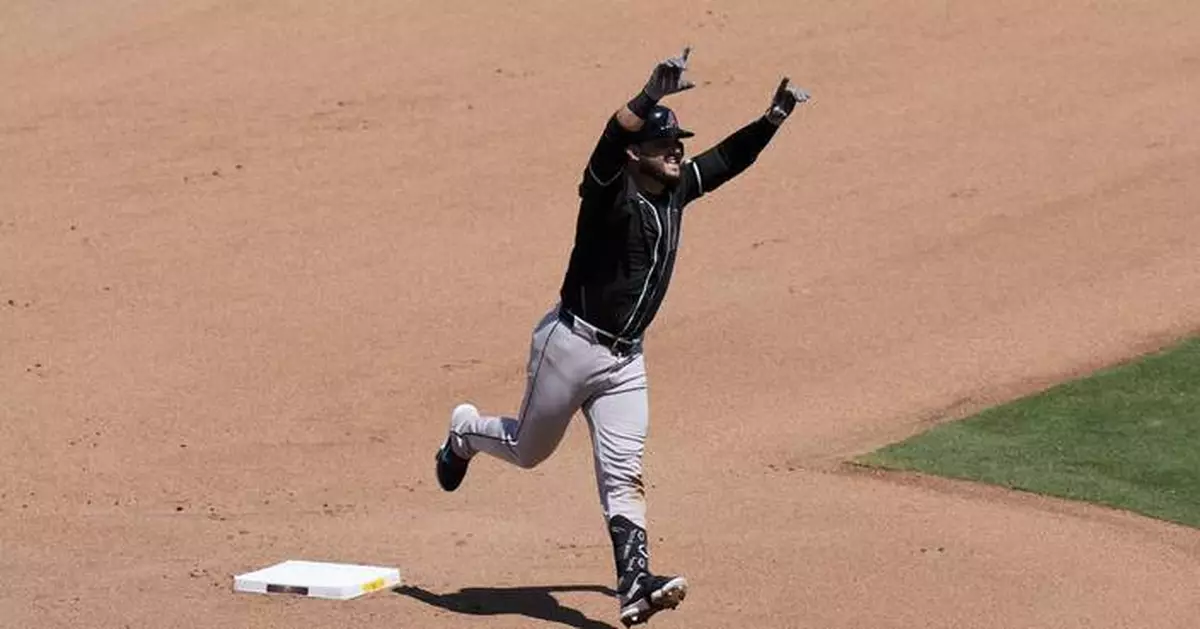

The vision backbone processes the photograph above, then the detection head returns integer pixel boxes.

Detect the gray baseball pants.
[450,306,649,528]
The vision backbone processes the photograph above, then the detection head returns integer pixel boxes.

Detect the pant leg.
[582,354,649,529]
[452,309,598,469]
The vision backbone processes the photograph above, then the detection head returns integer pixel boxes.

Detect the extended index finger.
[682,46,692,62]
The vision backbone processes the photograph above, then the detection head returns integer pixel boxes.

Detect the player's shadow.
[395,583,618,629]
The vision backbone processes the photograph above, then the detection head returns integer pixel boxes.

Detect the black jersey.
[558,115,779,340]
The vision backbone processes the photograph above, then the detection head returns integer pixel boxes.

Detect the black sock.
[608,515,649,594]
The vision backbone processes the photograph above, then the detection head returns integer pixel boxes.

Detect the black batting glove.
[628,47,696,119]
[643,47,696,100]
[765,77,811,126]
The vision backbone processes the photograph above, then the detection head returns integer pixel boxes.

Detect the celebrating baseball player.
[435,47,809,626]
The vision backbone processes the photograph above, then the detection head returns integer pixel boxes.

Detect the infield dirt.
[3,1,1200,627]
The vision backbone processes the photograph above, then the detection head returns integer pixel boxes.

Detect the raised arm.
[682,78,810,201]
[581,48,696,192]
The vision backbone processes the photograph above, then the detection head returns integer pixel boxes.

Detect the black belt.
[556,309,641,355]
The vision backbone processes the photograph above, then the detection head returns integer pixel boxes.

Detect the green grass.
[858,336,1200,528]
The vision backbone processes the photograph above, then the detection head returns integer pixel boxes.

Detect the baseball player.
[435,47,809,626]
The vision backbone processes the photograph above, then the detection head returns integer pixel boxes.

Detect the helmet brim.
[634,127,695,143]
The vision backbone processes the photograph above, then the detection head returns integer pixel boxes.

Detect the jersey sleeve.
[676,159,706,207]
[578,115,636,199]
[677,117,779,207]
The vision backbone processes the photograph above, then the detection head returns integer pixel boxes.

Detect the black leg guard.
[608,515,649,593]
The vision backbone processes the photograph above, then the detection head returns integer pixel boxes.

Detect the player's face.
[635,138,685,185]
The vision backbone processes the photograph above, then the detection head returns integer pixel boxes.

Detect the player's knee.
[515,454,547,470]
[513,445,552,469]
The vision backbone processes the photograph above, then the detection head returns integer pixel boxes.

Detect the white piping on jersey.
[689,160,704,195]
[620,193,663,336]
[665,191,675,250]
[629,195,676,333]
[587,162,623,187]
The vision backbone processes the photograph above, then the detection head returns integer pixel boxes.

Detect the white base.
[234,560,402,600]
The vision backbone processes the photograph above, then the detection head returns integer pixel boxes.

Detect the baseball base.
[234,560,402,600]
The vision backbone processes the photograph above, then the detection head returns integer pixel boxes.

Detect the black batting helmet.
[632,105,695,143]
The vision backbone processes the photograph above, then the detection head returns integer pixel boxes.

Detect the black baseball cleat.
[619,573,688,627]
[434,437,470,492]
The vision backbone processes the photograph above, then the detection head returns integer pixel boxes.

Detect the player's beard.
[637,156,683,187]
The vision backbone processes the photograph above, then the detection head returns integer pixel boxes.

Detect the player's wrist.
[627,90,658,119]
[764,106,788,126]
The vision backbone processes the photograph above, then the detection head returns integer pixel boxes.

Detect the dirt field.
[4,1,1200,627]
